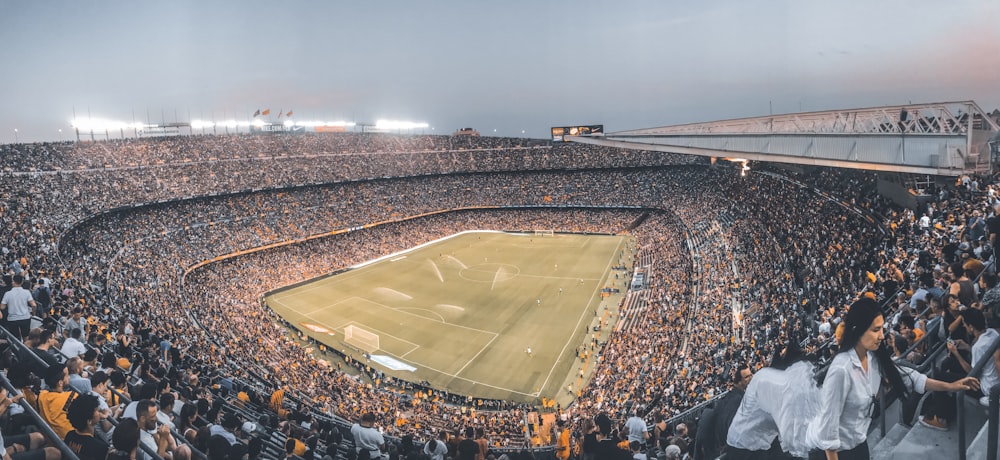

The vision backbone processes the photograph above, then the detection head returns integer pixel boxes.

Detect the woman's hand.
[949,377,980,393]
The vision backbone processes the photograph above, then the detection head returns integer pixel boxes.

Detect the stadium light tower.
[13,128,17,143]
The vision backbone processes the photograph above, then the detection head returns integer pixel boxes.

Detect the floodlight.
[375,120,429,130]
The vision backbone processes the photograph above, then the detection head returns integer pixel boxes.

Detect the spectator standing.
[1,275,35,339]
[624,407,648,447]
[351,412,385,460]
[422,431,448,460]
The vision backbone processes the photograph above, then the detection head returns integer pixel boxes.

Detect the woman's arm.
[924,376,979,393]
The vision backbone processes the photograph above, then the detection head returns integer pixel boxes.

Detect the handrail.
[958,327,1000,460]
[0,324,52,371]
[989,384,999,460]
[0,371,80,460]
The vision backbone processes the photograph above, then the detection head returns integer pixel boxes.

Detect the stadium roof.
[569,101,1000,176]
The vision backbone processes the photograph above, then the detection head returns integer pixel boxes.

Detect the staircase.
[868,395,992,460]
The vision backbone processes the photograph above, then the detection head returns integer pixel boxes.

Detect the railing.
[0,370,80,460]
[958,327,1000,460]
[989,384,999,460]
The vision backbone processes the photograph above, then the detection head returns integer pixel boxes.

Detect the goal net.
[533,229,555,237]
[344,325,380,353]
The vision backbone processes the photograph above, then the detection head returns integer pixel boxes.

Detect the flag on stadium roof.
[253,109,261,117]
[262,109,270,115]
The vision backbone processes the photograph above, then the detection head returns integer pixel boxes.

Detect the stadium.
[3,2,1000,459]
[1,104,1000,459]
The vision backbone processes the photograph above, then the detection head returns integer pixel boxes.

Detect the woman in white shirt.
[727,298,980,460]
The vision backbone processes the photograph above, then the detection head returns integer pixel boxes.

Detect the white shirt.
[422,439,447,460]
[351,423,384,453]
[1,287,34,321]
[810,351,926,451]
[60,337,87,358]
[726,366,783,451]
[973,328,1000,403]
[625,415,648,443]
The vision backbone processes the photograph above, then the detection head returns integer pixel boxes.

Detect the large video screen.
[551,125,604,142]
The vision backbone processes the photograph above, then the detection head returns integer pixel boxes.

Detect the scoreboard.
[550,125,604,142]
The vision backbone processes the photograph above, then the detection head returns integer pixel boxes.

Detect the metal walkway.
[569,101,1000,176]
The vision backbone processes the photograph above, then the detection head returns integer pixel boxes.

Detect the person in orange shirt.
[555,419,571,460]
[38,363,76,439]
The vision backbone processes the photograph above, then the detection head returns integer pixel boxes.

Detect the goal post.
[533,229,555,237]
[344,325,380,353]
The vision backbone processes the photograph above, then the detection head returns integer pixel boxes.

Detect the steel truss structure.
[570,101,1000,176]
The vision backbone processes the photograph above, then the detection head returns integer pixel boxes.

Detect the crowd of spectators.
[1,132,996,459]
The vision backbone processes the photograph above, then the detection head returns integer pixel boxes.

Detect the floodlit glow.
[375,120,429,130]
[251,119,267,127]
[283,120,294,127]
[71,118,146,131]
[191,120,215,129]
[220,120,239,128]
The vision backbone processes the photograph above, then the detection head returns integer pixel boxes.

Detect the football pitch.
[265,231,632,403]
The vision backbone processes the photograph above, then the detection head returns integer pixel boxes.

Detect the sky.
[1,0,998,143]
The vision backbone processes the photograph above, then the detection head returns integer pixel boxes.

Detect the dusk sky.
[2,0,998,143]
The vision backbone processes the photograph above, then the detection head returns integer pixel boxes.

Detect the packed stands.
[0,132,996,459]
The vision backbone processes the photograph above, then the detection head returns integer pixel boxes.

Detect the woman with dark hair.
[727,298,980,460]
[177,402,200,443]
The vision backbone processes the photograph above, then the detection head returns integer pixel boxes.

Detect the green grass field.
[265,231,631,403]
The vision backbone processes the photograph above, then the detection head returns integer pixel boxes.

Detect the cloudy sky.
[2,0,998,143]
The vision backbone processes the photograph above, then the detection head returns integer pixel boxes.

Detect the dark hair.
[960,308,986,332]
[68,393,100,431]
[179,402,198,432]
[983,271,1000,290]
[90,370,109,388]
[44,363,66,388]
[136,399,156,421]
[837,298,909,399]
[112,418,141,453]
[898,314,916,331]
[159,392,175,410]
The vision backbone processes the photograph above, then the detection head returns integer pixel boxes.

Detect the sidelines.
[535,236,627,396]
[265,231,626,400]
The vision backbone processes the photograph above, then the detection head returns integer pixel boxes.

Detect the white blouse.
[727,353,928,456]
[809,351,927,451]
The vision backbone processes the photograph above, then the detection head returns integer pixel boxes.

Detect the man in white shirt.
[624,406,649,447]
[422,431,448,460]
[949,309,1000,406]
[60,327,88,358]
[1,274,36,339]
[351,412,385,460]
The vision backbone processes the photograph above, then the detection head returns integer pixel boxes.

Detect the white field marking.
[377,344,540,397]
[444,255,468,269]
[490,266,507,291]
[435,304,466,312]
[536,236,627,395]
[428,259,444,283]
[454,334,500,376]
[391,256,407,262]
[373,287,413,301]
[395,307,446,323]
[337,321,419,355]
[352,297,498,336]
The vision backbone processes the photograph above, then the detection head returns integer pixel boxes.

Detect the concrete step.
[891,405,988,460]
[871,424,910,460]
[968,420,997,460]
